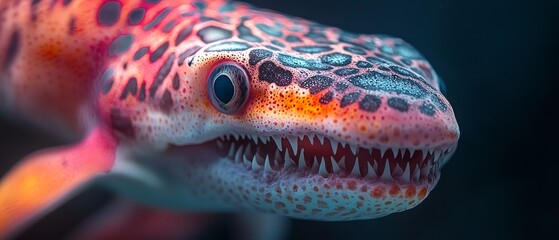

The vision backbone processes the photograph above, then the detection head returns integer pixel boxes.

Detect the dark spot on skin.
[305,29,327,41]
[387,97,409,112]
[219,1,237,12]
[321,53,352,66]
[150,53,175,97]
[258,61,292,86]
[365,57,389,66]
[160,90,174,113]
[319,91,334,104]
[162,20,178,33]
[340,91,361,107]
[193,1,206,11]
[359,94,382,112]
[277,54,332,70]
[110,109,134,137]
[98,1,121,26]
[339,36,371,50]
[63,0,72,6]
[293,46,332,54]
[150,42,169,62]
[172,73,180,90]
[401,58,413,66]
[100,68,114,94]
[271,40,284,47]
[249,49,272,66]
[265,45,280,51]
[4,31,20,70]
[237,22,262,43]
[376,53,402,66]
[143,7,171,31]
[356,61,372,68]
[334,68,359,76]
[32,0,41,5]
[128,8,145,25]
[334,82,349,92]
[347,71,428,98]
[430,95,448,111]
[390,65,420,79]
[343,46,366,55]
[197,26,232,43]
[300,75,333,94]
[133,47,148,60]
[145,0,161,3]
[285,35,301,42]
[120,77,138,100]
[419,102,436,116]
[178,46,201,66]
[395,42,422,59]
[175,24,193,45]
[205,41,251,52]
[256,23,283,37]
[139,82,146,101]
[68,17,76,35]
[122,62,128,70]
[109,34,134,57]
[380,45,395,55]
[418,64,434,81]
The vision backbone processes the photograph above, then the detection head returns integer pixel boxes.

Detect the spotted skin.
[0,0,459,235]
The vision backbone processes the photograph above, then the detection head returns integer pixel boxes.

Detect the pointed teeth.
[350,161,361,177]
[366,162,376,179]
[331,157,341,173]
[243,155,251,167]
[380,147,388,157]
[298,149,306,169]
[316,135,325,145]
[331,141,339,154]
[259,136,268,144]
[228,142,236,156]
[217,140,224,149]
[338,156,346,170]
[319,157,328,177]
[287,136,298,155]
[264,155,273,172]
[413,165,420,181]
[401,163,411,181]
[380,161,391,181]
[421,150,428,161]
[233,134,240,141]
[234,145,244,162]
[349,144,358,155]
[284,151,293,169]
[271,136,282,147]
[252,155,261,170]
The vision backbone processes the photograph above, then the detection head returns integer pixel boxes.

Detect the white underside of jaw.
[216,133,454,185]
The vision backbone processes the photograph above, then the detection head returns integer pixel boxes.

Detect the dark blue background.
[1,0,557,239]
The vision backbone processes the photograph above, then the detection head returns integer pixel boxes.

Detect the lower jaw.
[186,157,441,221]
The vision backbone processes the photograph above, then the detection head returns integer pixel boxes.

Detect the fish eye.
[207,62,250,114]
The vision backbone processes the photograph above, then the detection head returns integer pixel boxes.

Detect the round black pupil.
[214,75,235,104]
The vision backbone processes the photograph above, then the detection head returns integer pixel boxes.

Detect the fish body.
[0,0,459,238]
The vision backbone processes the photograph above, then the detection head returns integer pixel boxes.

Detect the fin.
[68,199,215,240]
[0,127,118,239]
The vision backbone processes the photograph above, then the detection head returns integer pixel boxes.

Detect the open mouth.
[217,134,453,185]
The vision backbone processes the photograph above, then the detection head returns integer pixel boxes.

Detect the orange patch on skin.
[347,180,357,190]
[405,186,416,198]
[418,187,428,199]
[388,186,400,196]
[371,187,385,198]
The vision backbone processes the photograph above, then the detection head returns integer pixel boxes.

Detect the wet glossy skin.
[0,0,459,225]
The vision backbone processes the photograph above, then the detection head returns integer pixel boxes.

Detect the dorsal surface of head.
[97,0,459,220]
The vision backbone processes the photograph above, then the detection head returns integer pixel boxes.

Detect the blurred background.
[1,0,557,239]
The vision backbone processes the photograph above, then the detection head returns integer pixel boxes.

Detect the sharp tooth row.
[218,134,450,182]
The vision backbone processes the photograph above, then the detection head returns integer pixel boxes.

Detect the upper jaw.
[215,133,456,185]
